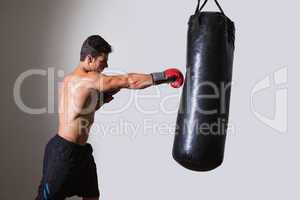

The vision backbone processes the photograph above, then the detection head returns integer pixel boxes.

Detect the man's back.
[58,68,100,145]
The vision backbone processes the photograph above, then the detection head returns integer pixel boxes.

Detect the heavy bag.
[173,0,235,171]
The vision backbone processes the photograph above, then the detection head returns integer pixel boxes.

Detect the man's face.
[90,53,109,72]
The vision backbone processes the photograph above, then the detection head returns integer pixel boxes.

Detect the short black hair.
[80,35,112,61]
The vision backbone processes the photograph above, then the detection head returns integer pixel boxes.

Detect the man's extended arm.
[91,73,154,92]
[90,68,184,92]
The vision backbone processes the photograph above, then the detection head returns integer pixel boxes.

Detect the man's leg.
[78,145,100,199]
[35,136,73,200]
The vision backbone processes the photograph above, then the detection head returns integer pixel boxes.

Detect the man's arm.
[91,73,154,92]
[88,68,184,92]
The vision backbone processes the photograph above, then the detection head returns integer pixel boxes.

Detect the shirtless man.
[35,35,184,200]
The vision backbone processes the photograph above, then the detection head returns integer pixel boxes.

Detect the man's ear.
[86,55,93,64]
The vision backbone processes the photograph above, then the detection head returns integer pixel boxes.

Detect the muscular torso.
[58,69,102,145]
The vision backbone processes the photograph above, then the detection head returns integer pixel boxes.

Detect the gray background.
[1,0,299,199]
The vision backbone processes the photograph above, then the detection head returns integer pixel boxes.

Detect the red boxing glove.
[151,68,184,88]
[164,68,184,88]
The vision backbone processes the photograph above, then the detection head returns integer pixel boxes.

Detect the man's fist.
[151,68,184,88]
[164,68,184,88]
[103,89,120,103]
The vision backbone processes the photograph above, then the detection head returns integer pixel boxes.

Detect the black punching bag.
[173,0,235,171]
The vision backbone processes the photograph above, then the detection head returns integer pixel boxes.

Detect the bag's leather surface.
[172,0,235,171]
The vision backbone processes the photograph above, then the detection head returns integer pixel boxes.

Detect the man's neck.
[78,62,89,72]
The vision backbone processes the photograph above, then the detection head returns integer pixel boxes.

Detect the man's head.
[80,35,112,72]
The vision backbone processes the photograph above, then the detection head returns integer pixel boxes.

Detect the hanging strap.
[194,0,225,15]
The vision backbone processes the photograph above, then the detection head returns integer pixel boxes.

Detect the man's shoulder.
[63,71,95,83]
[62,72,103,94]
